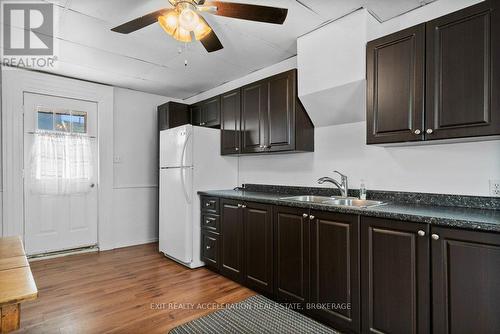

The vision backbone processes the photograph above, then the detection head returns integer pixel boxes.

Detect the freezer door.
[160,125,193,168]
[159,167,193,264]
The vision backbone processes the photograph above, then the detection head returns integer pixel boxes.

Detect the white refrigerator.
[159,125,238,268]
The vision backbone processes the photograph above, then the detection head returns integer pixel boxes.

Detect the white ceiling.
[1,0,436,99]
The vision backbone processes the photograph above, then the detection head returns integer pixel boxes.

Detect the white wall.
[112,88,175,248]
[239,122,500,197]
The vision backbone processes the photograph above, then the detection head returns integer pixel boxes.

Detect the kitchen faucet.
[317,171,349,198]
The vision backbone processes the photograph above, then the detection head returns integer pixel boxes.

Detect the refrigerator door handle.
[180,131,192,168]
[181,167,192,204]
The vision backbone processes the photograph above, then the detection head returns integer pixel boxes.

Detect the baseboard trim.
[113,238,159,250]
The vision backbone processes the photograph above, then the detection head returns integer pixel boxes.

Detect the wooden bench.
[0,237,38,333]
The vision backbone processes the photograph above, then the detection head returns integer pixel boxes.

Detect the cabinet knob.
[259,145,264,149]
[235,147,239,151]
[242,205,247,208]
[206,245,211,250]
[205,203,210,207]
[426,129,434,134]
[431,234,440,240]
[205,220,211,224]
[414,129,421,135]
[417,230,426,237]
[309,215,315,220]
[302,213,308,218]
[237,204,242,208]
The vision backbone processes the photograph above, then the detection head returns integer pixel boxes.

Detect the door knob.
[414,129,421,135]
[302,213,308,218]
[417,230,426,237]
[431,234,440,240]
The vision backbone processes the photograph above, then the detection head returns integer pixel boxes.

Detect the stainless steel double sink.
[279,195,386,208]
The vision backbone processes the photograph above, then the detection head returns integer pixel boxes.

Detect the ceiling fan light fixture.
[173,26,192,43]
[193,17,212,41]
[178,4,200,32]
[158,11,179,36]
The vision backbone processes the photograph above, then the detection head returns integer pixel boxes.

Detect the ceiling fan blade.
[111,8,170,34]
[200,28,223,53]
[204,1,288,24]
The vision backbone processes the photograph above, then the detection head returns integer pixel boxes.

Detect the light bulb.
[194,16,212,41]
[158,11,179,36]
[178,7,199,32]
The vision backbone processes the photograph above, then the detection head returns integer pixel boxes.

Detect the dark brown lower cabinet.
[201,230,219,271]
[361,217,430,334]
[274,206,309,304]
[220,199,244,282]
[243,202,273,295]
[310,211,360,333]
[431,226,500,334]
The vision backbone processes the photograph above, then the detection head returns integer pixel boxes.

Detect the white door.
[159,167,193,264]
[159,125,193,168]
[23,92,98,255]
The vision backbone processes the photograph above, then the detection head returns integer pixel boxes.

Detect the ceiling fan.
[111,0,288,53]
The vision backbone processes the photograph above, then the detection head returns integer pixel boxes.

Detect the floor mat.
[169,295,339,334]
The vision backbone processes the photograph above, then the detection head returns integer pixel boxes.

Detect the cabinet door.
[432,227,500,333]
[191,104,202,126]
[310,211,360,333]
[221,89,241,155]
[267,71,295,152]
[220,199,244,282]
[366,24,425,144]
[274,206,309,304]
[201,230,220,271]
[201,96,221,127]
[243,202,273,295]
[361,217,430,334]
[241,81,267,153]
[426,0,500,140]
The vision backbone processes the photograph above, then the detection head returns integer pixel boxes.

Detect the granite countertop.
[198,189,500,233]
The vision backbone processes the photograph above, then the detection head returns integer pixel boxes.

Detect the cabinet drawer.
[202,214,220,232]
[201,197,219,214]
[202,231,219,270]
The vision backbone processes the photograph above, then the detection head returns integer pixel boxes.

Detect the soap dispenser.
[360,180,367,200]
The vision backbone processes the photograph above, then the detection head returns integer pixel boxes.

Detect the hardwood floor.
[19,243,255,334]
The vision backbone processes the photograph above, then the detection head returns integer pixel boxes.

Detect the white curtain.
[29,131,94,195]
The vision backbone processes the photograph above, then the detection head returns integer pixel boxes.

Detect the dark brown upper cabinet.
[191,96,221,128]
[431,226,500,334]
[310,211,360,333]
[361,216,430,334]
[367,1,500,144]
[366,24,425,144]
[234,69,314,155]
[220,89,241,155]
[426,0,500,140]
[158,102,191,131]
[241,79,268,153]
